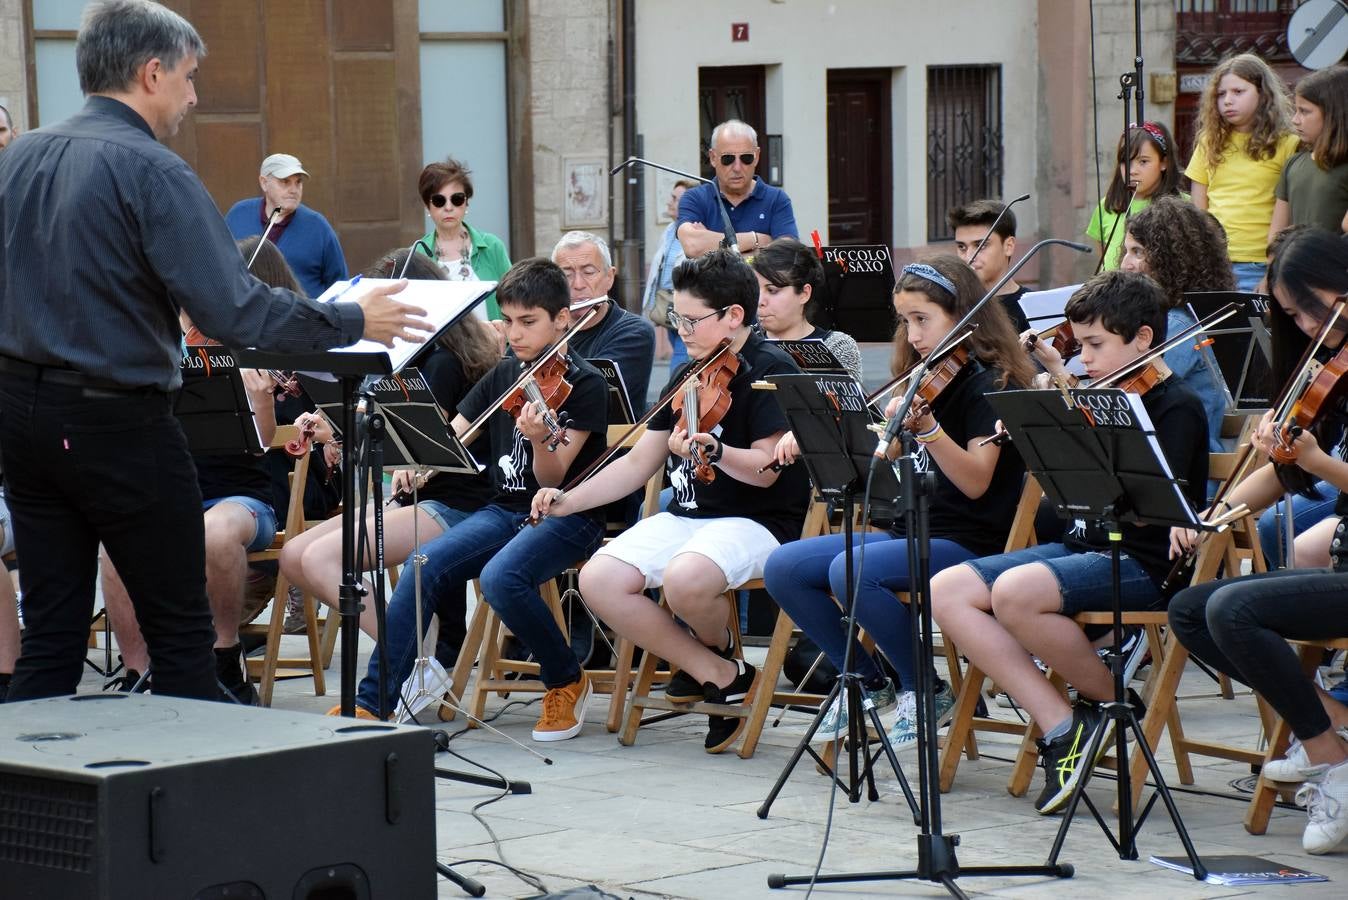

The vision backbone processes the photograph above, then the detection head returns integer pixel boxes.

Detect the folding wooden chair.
[238,425,326,705]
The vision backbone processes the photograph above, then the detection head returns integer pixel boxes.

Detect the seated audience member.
[1169,230,1348,855]
[531,250,811,753]
[551,231,656,413]
[335,259,608,742]
[1119,195,1234,449]
[762,254,1032,750]
[932,271,1209,815]
[280,249,500,666]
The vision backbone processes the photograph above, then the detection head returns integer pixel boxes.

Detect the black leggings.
[1168,568,1348,742]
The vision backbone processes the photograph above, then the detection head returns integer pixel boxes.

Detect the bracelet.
[706,436,724,464]
[915,425,944,444]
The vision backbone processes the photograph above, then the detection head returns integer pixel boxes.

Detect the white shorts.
[593,512,780,591]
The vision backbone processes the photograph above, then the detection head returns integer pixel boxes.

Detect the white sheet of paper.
[1020,283,1085,376]
[316,277,496,372]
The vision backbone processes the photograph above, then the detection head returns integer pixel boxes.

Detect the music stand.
[988,386,1209,878]
[769,338,851,376]
[1184,291,1274,412]
[752,373,918,816]
[816,245,897,343]
[177,345,266,456]
[585,357,635,424]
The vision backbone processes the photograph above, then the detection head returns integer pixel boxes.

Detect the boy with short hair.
[531,250,811,753]
[332,258,610,742]
[948,200,1030,332]
[932,270,1209,813]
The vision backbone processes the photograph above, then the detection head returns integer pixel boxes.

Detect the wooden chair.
[1244,637,1348,835]
[617,499,832,758]
[238,425,327,705]
[938,475,1048,791]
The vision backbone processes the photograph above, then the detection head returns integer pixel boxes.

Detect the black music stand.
[752,373,918,818]
[177,345,267,456]
[989,386,1209,878]
[816,245,897,343]
[586,357,635,424]
[1184,291,1274,412]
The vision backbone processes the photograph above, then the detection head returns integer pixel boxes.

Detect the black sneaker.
[702,659,757,754]
[1034,702,1107,815]
[665,630,736,704]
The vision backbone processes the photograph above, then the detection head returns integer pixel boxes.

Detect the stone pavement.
[81,614,1348,899]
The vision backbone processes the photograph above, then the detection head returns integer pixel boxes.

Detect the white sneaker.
[1265,728,1348,783]
[396,659,451,722]
[1297,760,1348,855]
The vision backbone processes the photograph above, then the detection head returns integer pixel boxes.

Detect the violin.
[1269,302,1348,465]
[671,349,741,483]
[502,353,574,452]
[267,369,303,399]
[1026,321,1081,362]
[286,417,316,458]
[902,346,969,431]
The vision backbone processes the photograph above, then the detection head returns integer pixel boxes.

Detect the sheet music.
[1019,284,1086,376]
[315,278,496,373]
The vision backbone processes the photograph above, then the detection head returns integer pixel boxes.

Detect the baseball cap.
[260,153,309,179]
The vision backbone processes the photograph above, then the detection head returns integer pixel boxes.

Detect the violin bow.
[1093,302,1242,389]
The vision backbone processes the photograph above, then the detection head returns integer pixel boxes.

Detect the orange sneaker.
[532,672,591,742]
[325,704,383,720]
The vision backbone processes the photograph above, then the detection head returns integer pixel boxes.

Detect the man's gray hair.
[552,231,613,269]
[77,0,207,96]
[0,103,11,129]
[711,119,758,149]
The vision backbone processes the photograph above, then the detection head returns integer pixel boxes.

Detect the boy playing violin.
[335,258,610,741]
[932,270,1209,814]
[532,250,810,753]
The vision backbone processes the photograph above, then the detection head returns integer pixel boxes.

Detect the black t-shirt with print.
[999,285,1031,334]
[888,362,1026,556]
[1060,375,1210,587]
[457,353,609,516]
[414,347,495,511]
[648,333,810,543]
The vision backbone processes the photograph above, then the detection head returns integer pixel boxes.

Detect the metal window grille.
[926,65,1004,243]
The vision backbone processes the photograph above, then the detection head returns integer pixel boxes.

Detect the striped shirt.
[0,96,363,391]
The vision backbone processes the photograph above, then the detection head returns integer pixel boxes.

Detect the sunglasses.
[718,152,756,167]
[430,192,468,209]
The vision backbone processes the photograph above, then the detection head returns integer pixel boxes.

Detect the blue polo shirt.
[677,177,798,243]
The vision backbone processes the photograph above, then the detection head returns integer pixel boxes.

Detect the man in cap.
[226,152,347,297]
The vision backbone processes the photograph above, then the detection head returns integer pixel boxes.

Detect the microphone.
[397,239,436,278]
[873,237,1091,457]
[967,193,1030,267]
[246,206,284,269]
[612,156,739,253]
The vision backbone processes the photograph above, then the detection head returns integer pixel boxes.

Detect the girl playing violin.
[1167,230,1348,854]
[531,250,811,754]
[761,255,1033,752]
[933,270,1209,816]
[331,259,610,736]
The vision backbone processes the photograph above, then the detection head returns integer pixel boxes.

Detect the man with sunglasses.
[226,152,348,298]
[677,119,797,259]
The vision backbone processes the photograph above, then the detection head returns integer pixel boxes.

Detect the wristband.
[706,436,724,464]
[915,425,944,444]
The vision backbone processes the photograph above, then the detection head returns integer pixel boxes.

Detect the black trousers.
[1168,568,1348,742]
[0,373,217,700]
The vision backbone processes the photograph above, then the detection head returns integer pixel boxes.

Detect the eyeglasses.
[561,265,604,282]
[717,152,756,167]
[430,191,468,209]
[666,307,726,334]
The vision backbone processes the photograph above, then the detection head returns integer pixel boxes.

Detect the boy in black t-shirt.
[949,200,1031,333]
[532,250,811,753]
[336,259,609,740]
[932,271,1209,814]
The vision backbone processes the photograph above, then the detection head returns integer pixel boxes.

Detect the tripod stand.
[990,385,1209,878]
[754,373,919,816]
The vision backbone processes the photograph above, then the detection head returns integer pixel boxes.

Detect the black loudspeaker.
[0,694,436,899]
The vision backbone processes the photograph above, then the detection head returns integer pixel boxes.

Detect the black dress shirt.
[0,96,363,391]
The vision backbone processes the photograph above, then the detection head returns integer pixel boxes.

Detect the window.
[926,65,1003,243]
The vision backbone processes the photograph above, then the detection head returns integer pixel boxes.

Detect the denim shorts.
[960,542,1162,615]
[416,499,472,533]
[202,495,278,553]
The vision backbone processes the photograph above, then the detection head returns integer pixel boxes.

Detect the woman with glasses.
[416,157,512,319]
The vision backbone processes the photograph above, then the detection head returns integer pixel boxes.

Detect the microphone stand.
[770,237,1090,897]
[966,193,1030,267]
[612,156,738,252]
[247,206,284,269]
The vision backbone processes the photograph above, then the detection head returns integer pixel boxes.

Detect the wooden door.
[827,69,891,245]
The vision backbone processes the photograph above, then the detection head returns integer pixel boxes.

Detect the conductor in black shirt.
[0,0,430,702]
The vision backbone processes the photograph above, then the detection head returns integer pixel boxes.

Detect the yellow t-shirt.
[1185,130,1300,262]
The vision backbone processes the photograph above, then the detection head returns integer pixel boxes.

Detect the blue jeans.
[962,543,1160,614]
[1231,261,1267,293]
[763,532,976,689]
[1257,482,1338,568]
[356,503,604,716]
